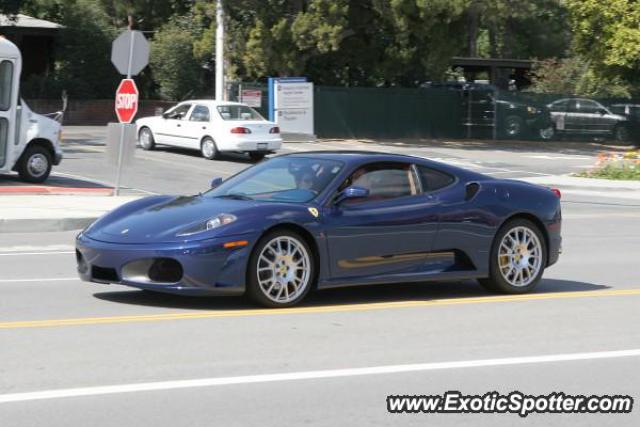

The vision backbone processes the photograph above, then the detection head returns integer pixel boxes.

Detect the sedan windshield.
[205,157,344,203]
[217,105,264,121]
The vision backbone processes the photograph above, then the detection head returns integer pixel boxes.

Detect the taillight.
[230,127,251,134]
[269,126,280,134]
[551,188,561,199]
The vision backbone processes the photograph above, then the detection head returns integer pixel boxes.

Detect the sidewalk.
[0,195,140,233]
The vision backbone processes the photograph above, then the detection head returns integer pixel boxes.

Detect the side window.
[548,100,565,112]
[577,100,601,113]
[566,100,578,112]
[167,104,191,120]
[189,105,210,122]
[339,163,418,204]
[0,60,14,111]
[417,166,454,192]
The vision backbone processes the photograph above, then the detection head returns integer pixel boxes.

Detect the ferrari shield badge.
[308,207,319,218]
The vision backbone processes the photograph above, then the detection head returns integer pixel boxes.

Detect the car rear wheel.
[17,145,52,183]
[138,127,155,150]
[201,137,219,160]
[613,125,629,143]
[479,219,546,294]
[249,152,266,162]
[247,231,315,308]
[504,115,525,139]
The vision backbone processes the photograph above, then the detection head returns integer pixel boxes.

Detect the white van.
[0,36,63,182]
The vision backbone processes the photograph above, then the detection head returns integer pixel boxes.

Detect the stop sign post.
[111,30,149,196]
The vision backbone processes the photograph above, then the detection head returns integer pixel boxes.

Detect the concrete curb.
[0,217,96,234]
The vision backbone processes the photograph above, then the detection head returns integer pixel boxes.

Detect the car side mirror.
[598,108,607,115]
[162,112,170,119]
[335,186,369,204]
[210,177,223,189]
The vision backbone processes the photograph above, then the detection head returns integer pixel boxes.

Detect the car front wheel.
[247,230,316,307]
[479,218,546,294]
[138,127,155,150]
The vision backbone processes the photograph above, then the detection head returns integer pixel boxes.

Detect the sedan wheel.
[539,126,554,141]
[479,219,546,294]
[139,127,155,150]
[614,125,629,143]
[201,138,219,160]
[247,231,315,307]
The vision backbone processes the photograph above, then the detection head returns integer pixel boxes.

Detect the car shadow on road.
[149,146,261,164]
[92,278,609,311]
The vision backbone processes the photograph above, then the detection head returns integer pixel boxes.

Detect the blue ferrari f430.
[76,152,562,307]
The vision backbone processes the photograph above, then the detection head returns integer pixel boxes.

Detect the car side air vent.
[465,182,480,201]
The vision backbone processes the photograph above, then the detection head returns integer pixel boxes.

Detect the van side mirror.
[210,177,223,189]
[335,186,369,204]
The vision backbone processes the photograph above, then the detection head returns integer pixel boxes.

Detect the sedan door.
[574,100,612,135]
[182,105,212,150]
[323,162,440,280]
[155,103,192,147]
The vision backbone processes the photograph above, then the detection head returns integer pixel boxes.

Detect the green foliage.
[149,19,203,100]
[20,0,119,99]
[529,57,632,98]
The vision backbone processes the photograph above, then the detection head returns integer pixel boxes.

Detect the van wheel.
[17,145,52,183]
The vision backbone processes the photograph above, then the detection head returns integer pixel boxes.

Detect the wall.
[25,99,175,125]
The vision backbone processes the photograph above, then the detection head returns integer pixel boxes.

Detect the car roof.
[177,100,248,107]
[282,150,487,180]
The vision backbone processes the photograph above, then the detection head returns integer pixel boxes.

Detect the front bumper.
[75,232,259,296]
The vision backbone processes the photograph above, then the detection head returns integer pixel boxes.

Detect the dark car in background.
[427,82,553,140]
[609,103,640,144]
[547,98,630,142]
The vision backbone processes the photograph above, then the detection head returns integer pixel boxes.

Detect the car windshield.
[204,157,344,203]
[217,105,264,121]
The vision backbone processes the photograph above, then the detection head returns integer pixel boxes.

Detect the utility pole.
[215,0,224,101]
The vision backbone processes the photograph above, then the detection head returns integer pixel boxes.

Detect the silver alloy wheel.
[256,236,311,304]
[140,129,152,148]
[27,153,48,178]
[202,139,216,158]
[498,226,543,287]
[539,126,554,140]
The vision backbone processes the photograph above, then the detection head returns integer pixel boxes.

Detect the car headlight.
[527,106,539,114]
[176,213,237,236]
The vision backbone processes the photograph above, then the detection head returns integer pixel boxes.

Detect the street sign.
[240,89,262,108]
[111,30,149,76]
[115,79,139,124]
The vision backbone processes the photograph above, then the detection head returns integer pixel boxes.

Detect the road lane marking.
[0,251,75,256]
[0,278,78,283]
[1,288,639,329]
[0,244,75,253]
[1,348,638,404]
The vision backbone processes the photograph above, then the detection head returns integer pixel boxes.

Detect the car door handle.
[202,126,207,130]
[177,123,181,127]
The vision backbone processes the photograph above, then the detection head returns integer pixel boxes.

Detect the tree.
[529,57,632,98]
[20,0,119,99]
[149,18,204,100]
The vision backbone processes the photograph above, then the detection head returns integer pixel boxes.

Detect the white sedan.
[136,100,282,160]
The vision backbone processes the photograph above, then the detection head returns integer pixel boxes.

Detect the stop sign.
[115,79,139,123]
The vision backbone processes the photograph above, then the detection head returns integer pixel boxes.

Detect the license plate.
[257,143,268,151]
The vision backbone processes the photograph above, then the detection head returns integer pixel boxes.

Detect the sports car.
[76,152,562,308]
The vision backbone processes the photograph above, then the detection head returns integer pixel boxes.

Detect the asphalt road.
[1,129,639,426]
[49,126,606,196]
